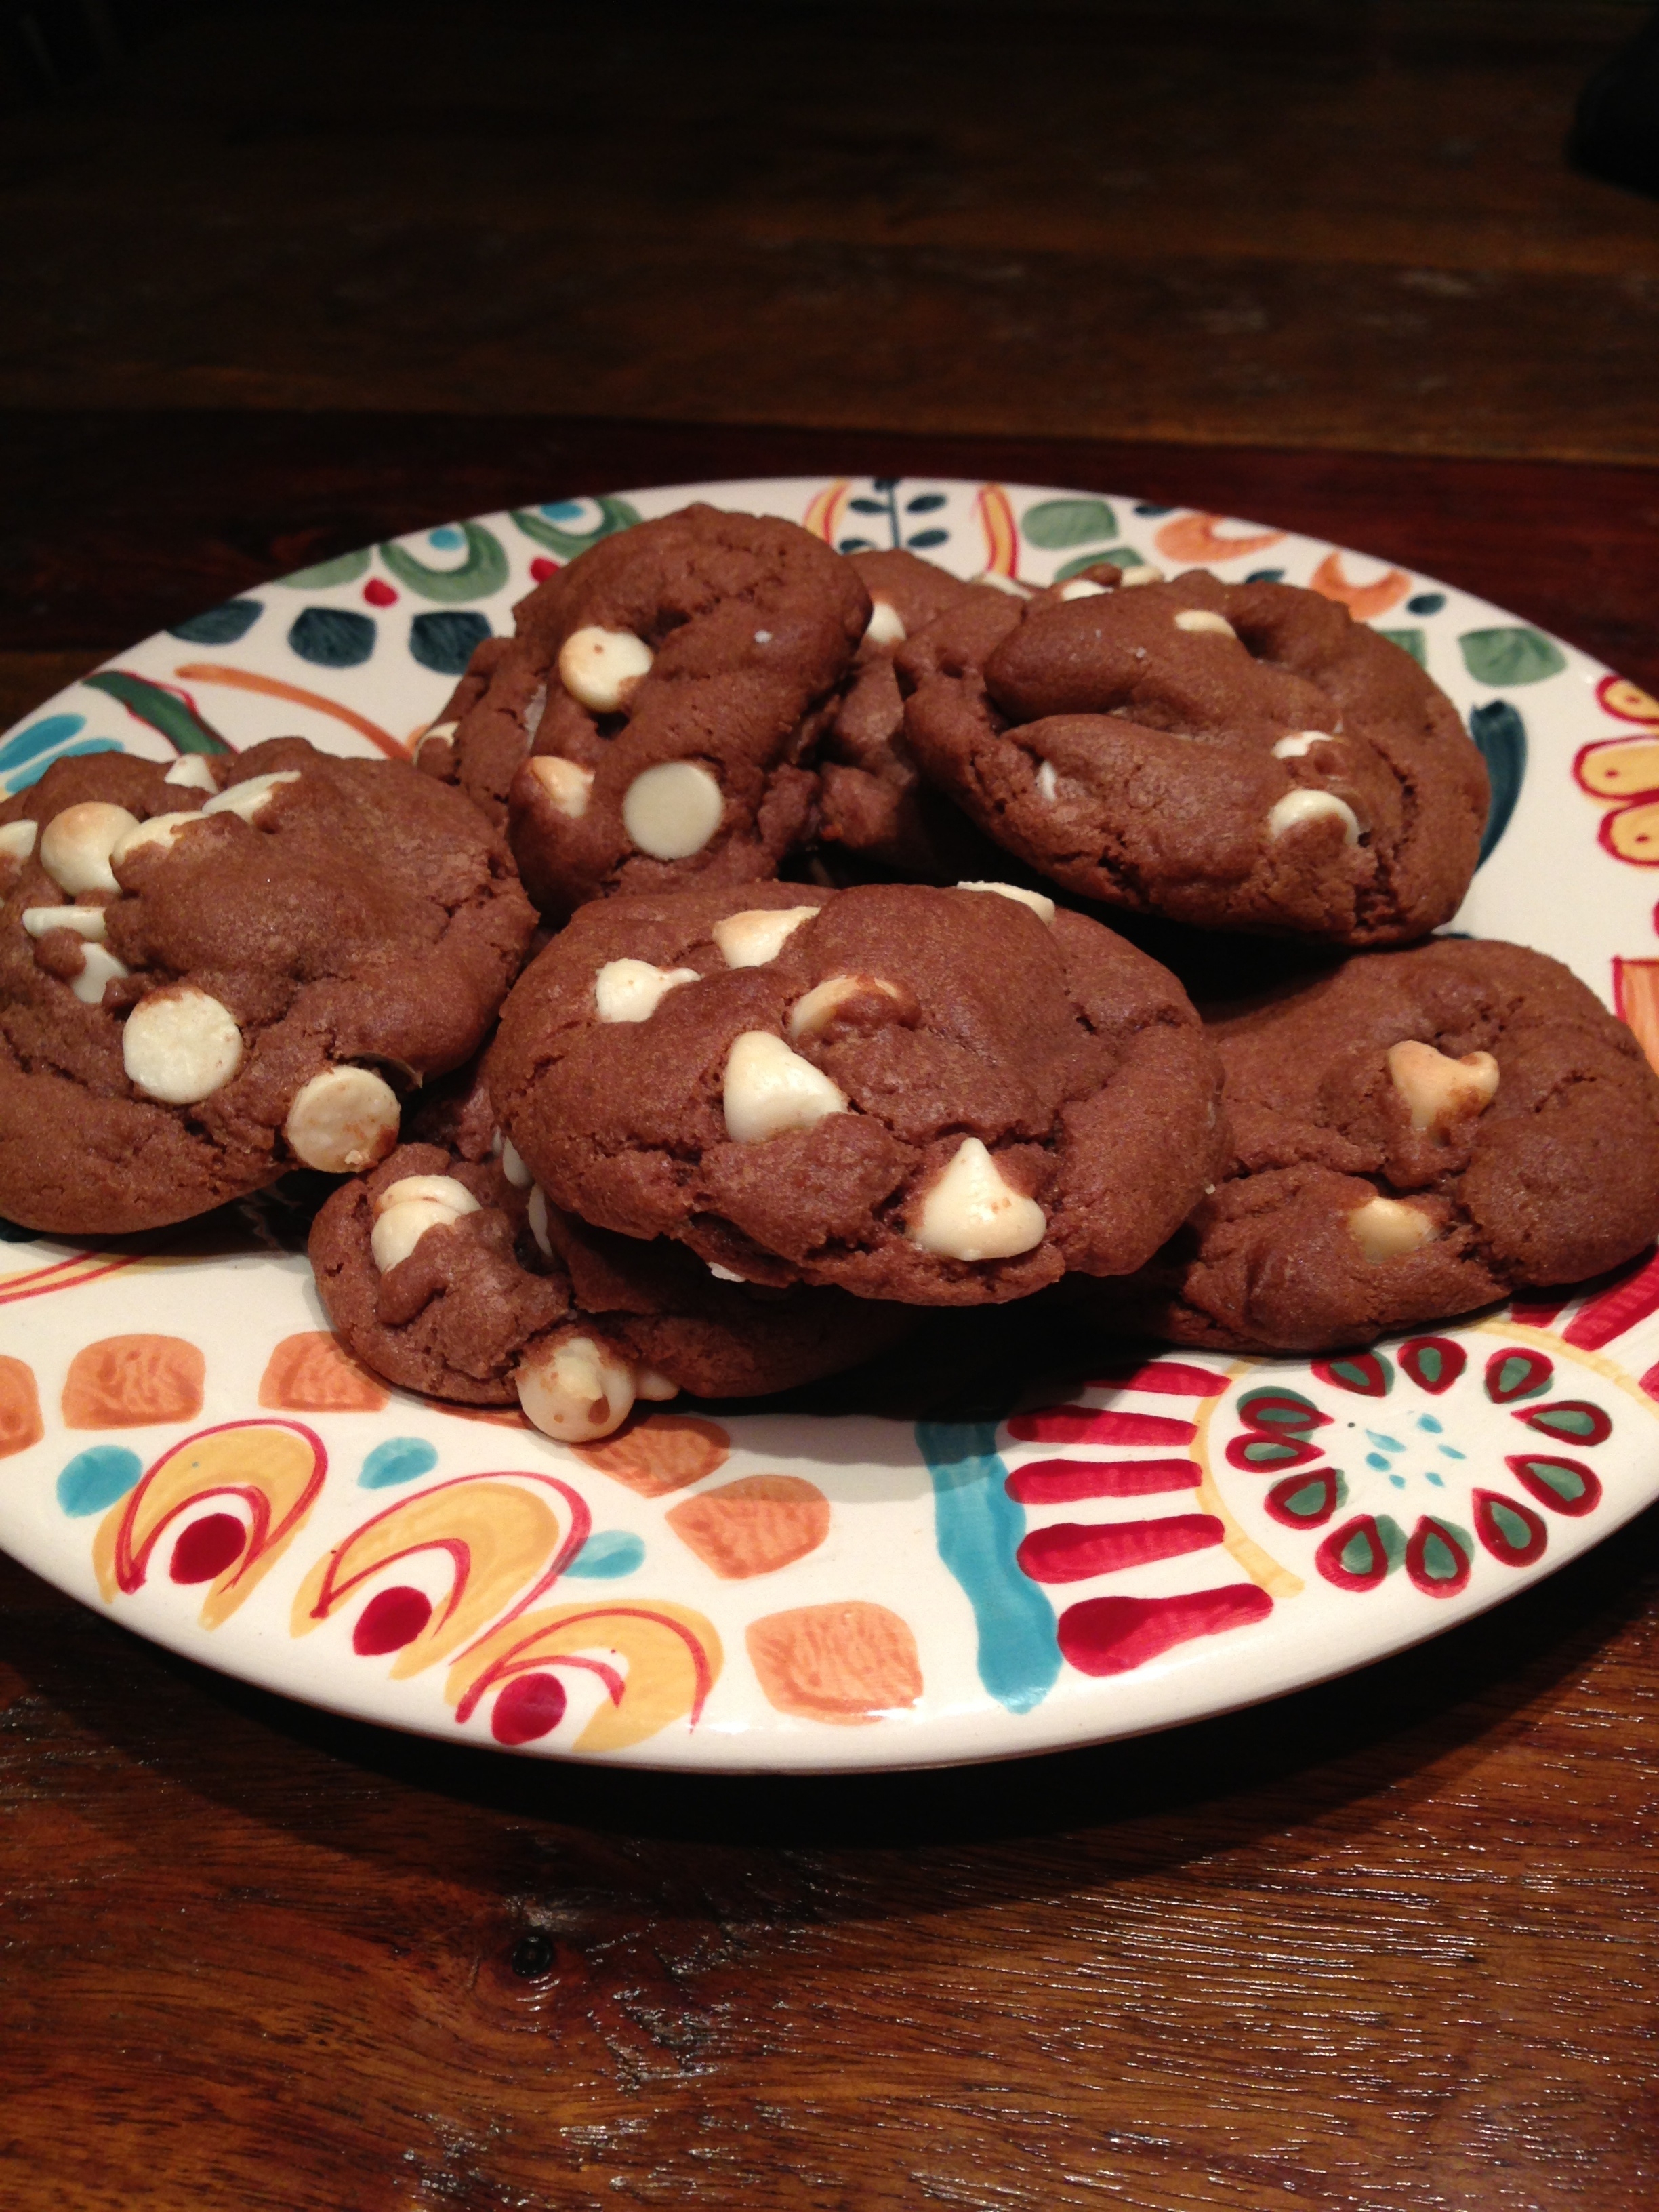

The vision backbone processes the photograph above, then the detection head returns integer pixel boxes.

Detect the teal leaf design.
[288,607,375,669]
[567,1530,647,1579]
[169,600,263,647]
[82,671,230,755]
[359,1437,439,1490]
[380,522,509,604]
[5,738,119,790]
[1469,701,1526,867]
[511,495,641,560]
[1022,497,1118,550]
[1458,626,1568,687]
[410,610,491,676]
[57,1446,142,1517]
[1376,627,1427,667]
[0,712,85,777]
[280,548,371,589]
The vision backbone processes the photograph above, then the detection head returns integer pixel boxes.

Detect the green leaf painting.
[1376,627,1427,667]
[1458,626,1567,687]
[1055,546,1149,583]
[1022,497,1119,551]
[379,523,509,604]
[511,496,642,560]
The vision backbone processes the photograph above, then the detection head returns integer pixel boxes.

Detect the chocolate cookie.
[813,549,1011,879]
[0,739,535,1235]
[418,505,869,919]
[899,565,1488,943]
[488,878,1227,1306]
[310,1139,916,1441]
[1086,939,1659,1352]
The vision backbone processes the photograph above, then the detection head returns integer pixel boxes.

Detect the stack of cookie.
[6,501,1658,1446]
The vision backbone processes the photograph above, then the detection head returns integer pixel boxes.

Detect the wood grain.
[4,2,1658,458]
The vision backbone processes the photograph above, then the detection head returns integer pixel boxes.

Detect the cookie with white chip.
[488,877,1227,1306]
[309,1139,917,1440]
[0,739,535,1234]
[899,565,1489,943]
[1082,938,1659,1352]
[418,504,870,920]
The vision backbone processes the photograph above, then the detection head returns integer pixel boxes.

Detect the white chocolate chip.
[594,957,700,1023]
[558,624,653,713]
[499,1134,532,1188]
[754,629,773,645]
[974,572,1034,597]
[1387,1040,1500,1134]
[955,880,1057,924]
[515,1331,637,1443]
[1174,609,1237,637]
[68,943,131,1006]
[39,803,140,895]
[1347,1194,1441,1262]
[621,760,724,860]
[787,972,905,1042]
[636,1367,680,1403]
[22,905,106,941]
[722,1031,848,1143]
[708,1261,745,1282]
[415,720,457,754]
[1035,760,1060,803]
[1059,578,1108,600]
[0,819,39,862]
[284,1065,402,1174]
[712,904,818,969]
[163,756,220,792]
[201,769,301,824]
[1118,565,1160,587]
[527,754,594,819]
[1272,731,1335,760]
[110,810,205,867]
[369,1174,480,1273]
[121,986,243,1105]
[527,1184,553,1258]
[911,1136,1046,1261]
[373,1173,477,1216]
[865,599,907,647]
[1268,789,1362,846]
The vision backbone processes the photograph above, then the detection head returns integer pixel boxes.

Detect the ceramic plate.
[5,474,1659,1773]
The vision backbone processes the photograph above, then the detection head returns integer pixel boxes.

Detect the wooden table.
[5,6,1659,2207]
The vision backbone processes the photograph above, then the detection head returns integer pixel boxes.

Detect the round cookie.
[310,1139,917,1441]
[418,504,870,920]
[488,878,1228,1307]
[0,739,535,1235]
[1084,938,1659,1353]
[814,549,1013,880]
[898,565,1489,943]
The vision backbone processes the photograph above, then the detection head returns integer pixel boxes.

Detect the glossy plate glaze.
[5,476,1659,1773]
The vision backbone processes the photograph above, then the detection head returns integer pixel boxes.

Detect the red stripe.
[1562,1250,1659,1349]
[0,1256,137,1305]
[1006,1407,1197,1447]
[1058,1583,1274,1676]
[1083,1360,1228,1398]
[1006,1456,1200,1503]
[1017,1513,1225,1584]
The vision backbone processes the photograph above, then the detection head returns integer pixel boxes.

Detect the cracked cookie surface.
[899,565,1488,943]
[0,740,535,1234]
[1083,938,1659,1351]
[488,877,1227,1306]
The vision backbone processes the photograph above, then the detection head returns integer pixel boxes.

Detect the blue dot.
[1439,1445,1467,1461]
[1407,592,1446,616]
[567,1530,646,1579]
[1365,1431,1404,1452]
[428,525,465,550]
[1388,1473,1406,1489]
[1366,1452,1391,1472]
[1415,1412,1444,1433]
[539,501,585,522]
[57,1445,142,1517]
[1245,567,1284,584]
[1426,1470,1446,1488]
[360,1437,439,1489]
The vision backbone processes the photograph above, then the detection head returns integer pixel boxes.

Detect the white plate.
[5,474,1659,1772]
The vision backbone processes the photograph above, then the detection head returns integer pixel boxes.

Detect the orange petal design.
[667,1475,830,1579]
[1153,512,1284,566]
[572,1413,730,1496]
[1597,675,1659,728]
[259,1331,388,1412]
[93,1418,326,1626]
[1575,735,1659,802]
[1614,960,1659,1077]
[1605,801,1659,867]
[172,662,409,761]
[0,1355,43,1459]
[449,1599,722,1752]
[801,480,850,546]
[291,1473,583,1678]
[976,483,1019,578]
[1308,550,1411,621]
[62,1335,204,1429]
[746,1601,922,1726]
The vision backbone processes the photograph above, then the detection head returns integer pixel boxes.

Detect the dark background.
[3,8,1659,2210]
